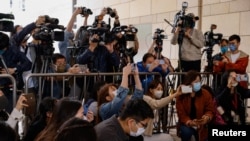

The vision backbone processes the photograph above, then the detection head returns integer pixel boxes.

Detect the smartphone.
[236,74,248,81]
[159,59,165,65]
[23,93,36,116]
[181,85,192,93]
[131,63,136,72]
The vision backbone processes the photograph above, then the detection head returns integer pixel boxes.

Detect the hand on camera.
[16,94,29,111]
[36,16,46,26]
[105,42,114,53]
[73,7,83,16]
[68,64,81,74]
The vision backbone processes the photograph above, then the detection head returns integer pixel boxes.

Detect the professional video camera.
[204,24,223,47]
[80,7,93,16]
[0,13,15,32]
[203,24,223,72]
[153,28,167,53]
[87,25,111,43]
[33,15,65,56]
[171,1,189,33]
[106,7,117,18]
[112,25,138,57]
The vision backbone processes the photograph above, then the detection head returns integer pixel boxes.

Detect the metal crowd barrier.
[0,74,17,108]
[24,72,161,107]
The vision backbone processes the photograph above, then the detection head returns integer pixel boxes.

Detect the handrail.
[0,74,17,108]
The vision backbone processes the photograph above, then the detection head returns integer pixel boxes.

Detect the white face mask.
[129,124,145,137]
[83,115,88,121]
[232,82,238,87]
[154,90,163,99]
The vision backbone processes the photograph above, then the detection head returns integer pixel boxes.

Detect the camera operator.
[9,16,46,91]
[58,7,90,65]
[213,34,249,89]
[0,32,32,113]
[171,13,205,72]
[148,32,174,73]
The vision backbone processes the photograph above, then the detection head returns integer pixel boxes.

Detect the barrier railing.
[24,72,162,106]
[0,74,17,108]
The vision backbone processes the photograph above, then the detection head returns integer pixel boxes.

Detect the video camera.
[204,24,223,47]
[153,28,167,47]
[0,13,15,32]
[203,24,223,72]
[112,25,138,56]
[106,7,117,18]
[171,2,194,33]
[80,7,93,16]
[33,15,64,41]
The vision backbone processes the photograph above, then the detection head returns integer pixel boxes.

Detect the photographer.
[0,32,32,113]
[171,13,204,72]
[58,7,90,64]
[148,32,174,73]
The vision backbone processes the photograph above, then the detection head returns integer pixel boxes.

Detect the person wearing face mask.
[213,34,249,89]
[95,99,154,141]
[212,39,229,90]
[176,70,214,141]
[43,53,81,99]
[137,53,171,93]
[142,79,182,141]
[97,63,144,123]
[171,13,204,72]
[215,70,250,125]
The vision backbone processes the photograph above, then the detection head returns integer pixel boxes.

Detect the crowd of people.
[0,6,250,141]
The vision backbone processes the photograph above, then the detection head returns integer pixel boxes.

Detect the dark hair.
[89,81,106,101]
[0,121,18,141]
[145,79,163,98]
[52,53,66,64]
[220,38,229,44]
[220,69,236,88]
[35,98,82,141]
[142,53,155,63]
[119,99,154,121]
[55,117,97,141]
[97,83,118,107]
[183,70,201,85]
[229,34,240,42]
[0,32,10,50]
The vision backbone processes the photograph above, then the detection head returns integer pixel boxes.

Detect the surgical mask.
[154,90,163,99]
[83,115,88,121]
[112,90,118,97]
[220,46,228,54]
[229,44,237,52]
[146,64,151,69]
[54,64,66,73]
[193,82,201,92]
[232,82,238,87]
[129,124,145,137]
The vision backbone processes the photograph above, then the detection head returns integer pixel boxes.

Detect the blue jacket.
[58,31,74,63]
[99,86,143,121]
[0,47,32,86]
[77,45,119,72]
[136,61,170,92]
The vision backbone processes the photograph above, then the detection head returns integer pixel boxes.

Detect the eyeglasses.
[135,120,147,128]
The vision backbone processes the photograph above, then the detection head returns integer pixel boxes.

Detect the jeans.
[180,125,198,141]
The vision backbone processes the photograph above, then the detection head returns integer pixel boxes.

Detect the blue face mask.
[193,82,201,92]
[229,44,237,52]
[0,49,5,55]
[220,46,228,54]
